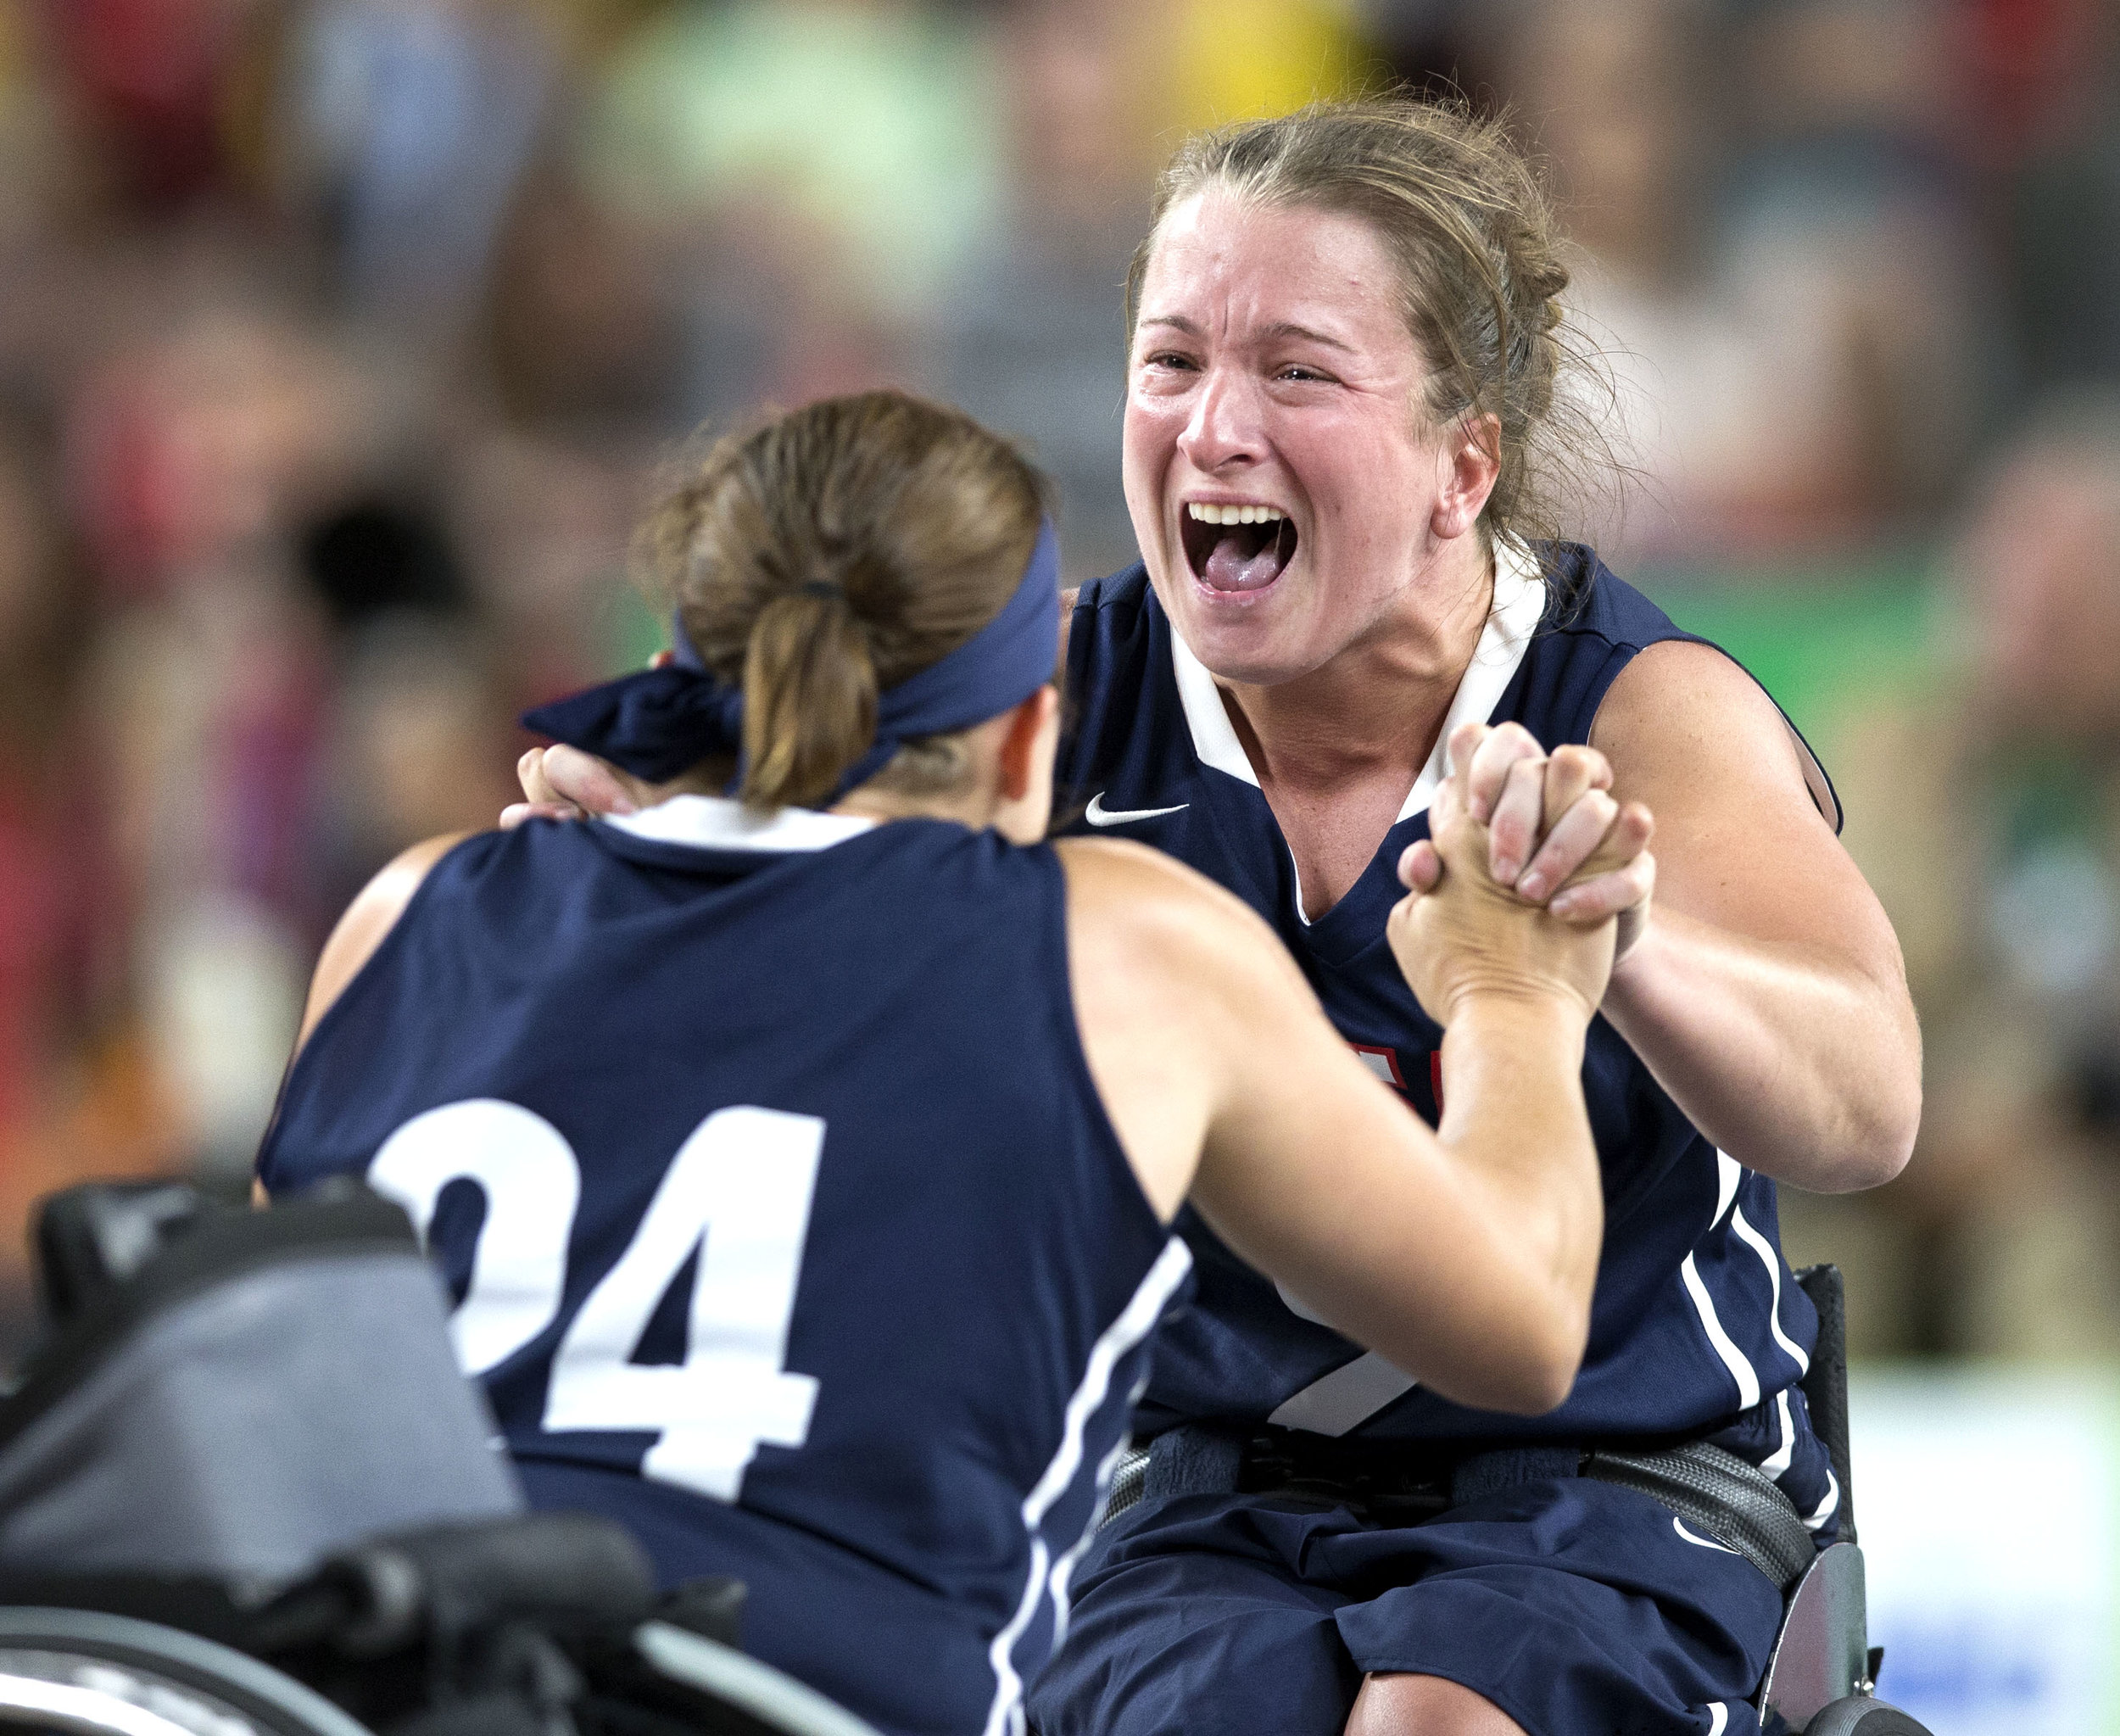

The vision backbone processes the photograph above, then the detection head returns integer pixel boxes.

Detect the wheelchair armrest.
[1794,1263,1855,1546]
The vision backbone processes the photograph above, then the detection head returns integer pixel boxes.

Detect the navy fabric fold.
[520,662,745,784]
[522,521,1062,802]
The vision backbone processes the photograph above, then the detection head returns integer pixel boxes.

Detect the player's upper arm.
[1592,639,1902,985]
[295,833,468,1052]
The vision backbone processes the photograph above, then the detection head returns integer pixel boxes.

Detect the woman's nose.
[1176,367,1262,473]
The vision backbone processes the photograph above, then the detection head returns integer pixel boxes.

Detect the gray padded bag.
[0,1188,522,1589]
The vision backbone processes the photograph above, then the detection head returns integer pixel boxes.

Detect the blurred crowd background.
[0,0,2117,1391]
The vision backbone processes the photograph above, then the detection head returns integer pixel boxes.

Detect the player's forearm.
[1435,991,1602,1403]
[1601,906,1921,1192]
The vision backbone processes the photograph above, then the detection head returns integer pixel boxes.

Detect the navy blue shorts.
[1028,1476,1786,1736]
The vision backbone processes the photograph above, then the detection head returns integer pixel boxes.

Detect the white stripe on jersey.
[1047,1429,1136,1650]
[1729,1203,1812,1377]
[1761,1387,1796,1479]
[1680,1249,1762,1410]
[1804,1468,1842,1534]
[983,1238,1195,1736]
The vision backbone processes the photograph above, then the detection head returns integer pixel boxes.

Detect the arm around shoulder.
[1592,640,1922,1190]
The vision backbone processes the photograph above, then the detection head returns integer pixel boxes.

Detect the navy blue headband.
[522,520,1061,805]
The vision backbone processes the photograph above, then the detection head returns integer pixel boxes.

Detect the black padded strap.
[1584,1439,1816,1590]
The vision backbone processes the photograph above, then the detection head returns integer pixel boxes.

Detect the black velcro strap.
[1584,1439,1815,1590]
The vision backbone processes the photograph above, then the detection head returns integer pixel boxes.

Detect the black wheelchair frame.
[1760,1265,1927,1736]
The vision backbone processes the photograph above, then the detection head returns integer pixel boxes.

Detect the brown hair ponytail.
[740,588,879,811]
[634,391,1047,811]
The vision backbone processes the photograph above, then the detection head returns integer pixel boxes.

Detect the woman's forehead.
[1138,191,1407,342]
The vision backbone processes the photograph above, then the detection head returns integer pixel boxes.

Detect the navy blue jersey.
[1057,540,1840,1538]
[259,799,1191,1736]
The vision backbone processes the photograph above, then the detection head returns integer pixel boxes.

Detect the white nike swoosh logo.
[1085,793,1189,827]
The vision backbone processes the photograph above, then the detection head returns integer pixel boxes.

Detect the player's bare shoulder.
[1053,837,1314,1222]
[1054,835,1309,1003]
[298,831,470,1048]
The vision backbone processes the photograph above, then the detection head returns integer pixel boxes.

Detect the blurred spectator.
[47,0,263,209]
[482,155,693,439]
[272,0,561,336]
[1794,394,2120,1357]
[1506,0,1990,560]
[0,408,99,1149]
[574,0,1007,414]
[312,611,520,917]
[1996,0,2120,399]
[61,288,394,1179]
[934,0,1154,583]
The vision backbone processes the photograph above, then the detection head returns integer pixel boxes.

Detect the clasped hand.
[1390,722,1656,1026]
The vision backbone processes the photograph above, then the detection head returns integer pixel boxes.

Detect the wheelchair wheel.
[1799,1696,1933,1735]
[0,1607,372,1736]
[628,1621,884,1736]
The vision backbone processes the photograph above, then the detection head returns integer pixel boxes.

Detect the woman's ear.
[1431,411,1501,541]
[997,685,1060,802]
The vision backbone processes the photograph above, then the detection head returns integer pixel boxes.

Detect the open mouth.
[1180,504,1298,595]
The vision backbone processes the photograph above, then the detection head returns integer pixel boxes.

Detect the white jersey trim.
[1267,1349,1420,1437]
[601,795,877,853]
[983,1238,1195,1736]
[1167,538,1548,825]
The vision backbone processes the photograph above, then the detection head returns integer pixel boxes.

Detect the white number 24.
[366,1098,823,1503]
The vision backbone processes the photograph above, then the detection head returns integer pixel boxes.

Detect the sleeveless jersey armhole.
[254,833,483,1195]
[1037,846,1186,1242]
[1579,633,1844,837]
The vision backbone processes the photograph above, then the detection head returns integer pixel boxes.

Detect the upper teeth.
[1188,503,1286,525]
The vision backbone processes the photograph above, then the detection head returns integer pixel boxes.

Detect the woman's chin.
[1173,577,1316,683]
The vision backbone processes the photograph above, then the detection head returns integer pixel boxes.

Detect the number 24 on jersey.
[365,1097,823,1504]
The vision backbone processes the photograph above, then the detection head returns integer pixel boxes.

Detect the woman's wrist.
[1442,983,1593,1053]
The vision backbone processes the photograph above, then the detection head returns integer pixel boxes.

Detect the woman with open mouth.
[513,96,1920,1736]
[1025,98,1921,1736]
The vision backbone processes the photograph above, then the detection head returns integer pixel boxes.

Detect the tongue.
[1200,524,1288,593]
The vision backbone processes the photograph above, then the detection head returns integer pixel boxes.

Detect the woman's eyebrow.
[1261,320,1355,354]
[1137,313,1356,355]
